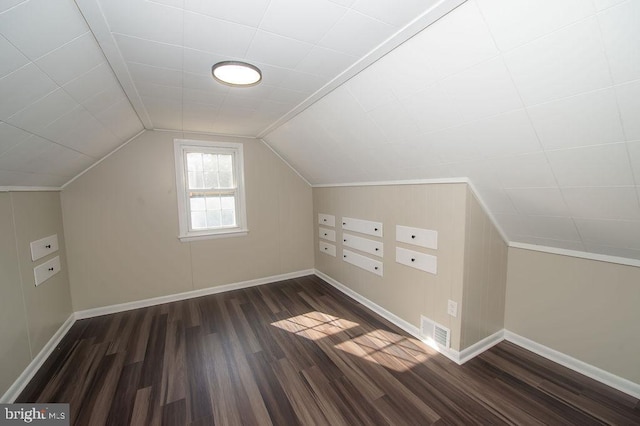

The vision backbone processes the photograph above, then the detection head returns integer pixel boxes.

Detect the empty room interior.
[1,0,639,424]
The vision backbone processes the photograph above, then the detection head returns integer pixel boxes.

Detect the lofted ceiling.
[1,0,639,262]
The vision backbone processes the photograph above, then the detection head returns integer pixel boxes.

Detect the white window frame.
[174,139,248,241]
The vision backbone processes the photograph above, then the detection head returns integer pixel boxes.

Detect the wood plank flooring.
[18,275,640,425]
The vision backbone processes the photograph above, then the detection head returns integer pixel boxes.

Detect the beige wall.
[61,130,313,311]
[0,191,72,398]
[313,184,468,350]
[460,189,508,349]
[506,247,640,384]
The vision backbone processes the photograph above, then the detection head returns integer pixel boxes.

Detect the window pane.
[190,197,206,211]
[205,196,221,210]
[221,209,235,226]
[219,171,233,188]
[206,211,221,228]
[191,211,206,229]
[202,154,217,172]
[204,171,219,189]
[188,171,204,189]
[221,196,235,210]
[187,153,203,172]
[218,155,232,172]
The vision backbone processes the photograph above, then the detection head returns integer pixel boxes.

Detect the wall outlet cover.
[447,300,458,317]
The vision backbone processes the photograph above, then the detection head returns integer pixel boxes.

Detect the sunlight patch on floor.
[272,311,436,372]
[334,330,433,372]
[271,311,359,341]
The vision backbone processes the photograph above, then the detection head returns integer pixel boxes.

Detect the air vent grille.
[420,315,451,349]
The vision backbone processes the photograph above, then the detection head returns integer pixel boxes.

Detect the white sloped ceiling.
[0,0,639,262]
[0,0,143,187]
[265,0,640,261]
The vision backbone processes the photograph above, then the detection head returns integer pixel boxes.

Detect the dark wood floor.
[18,275,640,425]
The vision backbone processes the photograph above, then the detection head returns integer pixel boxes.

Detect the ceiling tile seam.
[475,2,599,56]
[0,167,71,178]
[340,90,398,143]
[0,119,99,161]
[340,6,401,28]
[74,0,153,129]
[542,140,629,155]
[111,30,361,72]
[512,215,640,224]
[2,64,126,148]
[390,51,503,104]
[48,87,127,151]
[592,0,627,13]
[291,6,351,72]
[520,84,624,112]
[592,11,640,201]
[256,0,467,138]
[398,107,538,151]
[491,23,586,251]
[508,242,640,269]
[60,128,145,190]
[0,1,27,15]
[125,60,184,75]
[511,210,640,222]
[29,30,91,62]
[182,7,265,34]
[239,9,262,60]
[473,0,501,53]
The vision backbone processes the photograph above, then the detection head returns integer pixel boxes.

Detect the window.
[174,139,247,241]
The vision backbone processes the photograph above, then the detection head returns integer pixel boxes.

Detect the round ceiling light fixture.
[211,61,262,87]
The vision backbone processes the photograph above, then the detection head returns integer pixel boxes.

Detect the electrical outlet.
[447,300,458,317]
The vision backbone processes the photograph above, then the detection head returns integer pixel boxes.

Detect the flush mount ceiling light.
[211,61,262,87]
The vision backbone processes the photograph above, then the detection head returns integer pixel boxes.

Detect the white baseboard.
[458,330,505,364]
[315,270,507,365]
[2,270,314,402]
[504,331,640,399]
[313,270,640,399]
[5,271,638,403]
[74,269,315,320]
[0,314,76,403]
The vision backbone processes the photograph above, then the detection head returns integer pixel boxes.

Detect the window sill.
[178,228,249,242]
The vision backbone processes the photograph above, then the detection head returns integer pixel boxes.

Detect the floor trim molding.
[314,270,640,398]
[315,269,470,364]
[5,270,637,402]
[1,314,76,403]
[458,329,505,364]
[504,331,640,399]
[75,269,315,320]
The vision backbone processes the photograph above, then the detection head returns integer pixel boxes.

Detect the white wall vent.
[420,315,450,348]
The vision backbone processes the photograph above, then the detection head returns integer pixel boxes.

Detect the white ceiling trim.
[312,177,510,243]
[257,0,468,138]
[60,128,145,189]
[312,177,470,188]
[259,139,311,187]
[154,128,258,141]
[466,179,509,244]
[509,242,640,269]
[0,186,61,192]
[73,0,153,129]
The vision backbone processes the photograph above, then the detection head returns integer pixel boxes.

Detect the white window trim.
[174,139,248,242]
